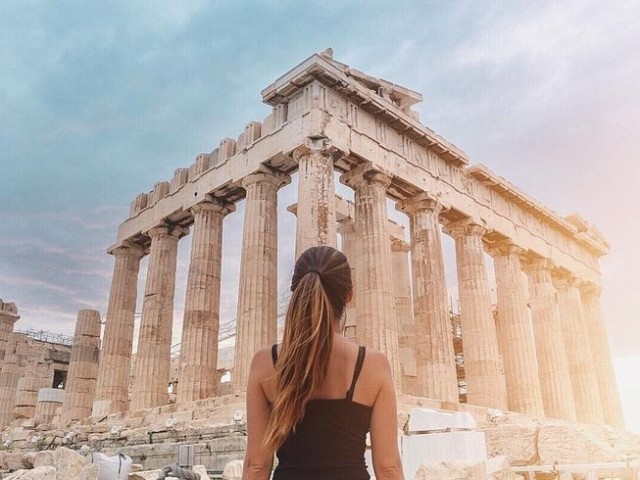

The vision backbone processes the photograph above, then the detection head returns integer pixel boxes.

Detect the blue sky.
[1,1,639,429]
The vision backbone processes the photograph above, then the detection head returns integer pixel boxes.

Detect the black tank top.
[271,344,372,480]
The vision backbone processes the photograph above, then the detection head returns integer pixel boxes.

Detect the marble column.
[0,333,27,427]
[491,242,544,416]
[93,242,146,417]
[341,166,401,388]
[397,195,458,402]
[177,198,235,404]
[580,283,624,428]
[61,309,101,422]
[0,300,19,366]
[338,218,357,341]
[233,169,290,393]
[391,238,418,396]
[130,224,187,411]
[444,220,507,409]
[293,140,338,257]
[553,273,605,424]
[524,258,576,421]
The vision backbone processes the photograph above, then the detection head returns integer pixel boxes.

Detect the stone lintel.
[468,164,608,257]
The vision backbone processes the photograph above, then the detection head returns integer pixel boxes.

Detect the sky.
[1,1,639,431]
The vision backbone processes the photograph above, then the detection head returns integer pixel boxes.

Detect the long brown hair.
[263,246,352,452]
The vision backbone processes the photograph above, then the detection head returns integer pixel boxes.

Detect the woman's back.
[242,246,402,480]
[270,341,371,479]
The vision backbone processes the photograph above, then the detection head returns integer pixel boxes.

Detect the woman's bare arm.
[242,349,274,480]
[369,353,404,480]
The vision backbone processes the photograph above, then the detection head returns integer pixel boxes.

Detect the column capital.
[396,192,446,216]
[340,163,393,190]
[190,197,236,217]
[337,217,356,235]
[520,255,556,274]
[390,237,411,253]
[551,270,581,289]
[442,218,487,239]
[241,167,291,190]
[292,137,345,163]
[579,281,602,296]
[487,239,525,258]
[0,301,19,323]
[147,224,189,240]
[109,241,147,258]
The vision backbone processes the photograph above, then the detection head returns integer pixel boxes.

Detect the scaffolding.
[14,328,73,347]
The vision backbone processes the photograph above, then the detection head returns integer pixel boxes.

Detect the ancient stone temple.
[88,50,622,429]
[0,301,73,428]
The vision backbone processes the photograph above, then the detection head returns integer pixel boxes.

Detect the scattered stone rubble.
[0,400,635,479]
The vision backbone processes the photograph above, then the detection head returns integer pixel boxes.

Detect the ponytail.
[263,246,352,452]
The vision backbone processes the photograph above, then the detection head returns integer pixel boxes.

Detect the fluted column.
[233,169,290,393]
[491,242,544,415]
[0,300,19,367]
[338,218,357,341]
[391,238,418,396]
[524,258,576,421]
[397,195,458,402]
[61,309,101,422]
[444,220,507,409]
[130,224,186,411]
[341,166,401,388]
[0,333,27,427]
[93,243,145,416]
[178,198,235,404]
[580,283,624,427]
[554,273,604,424]
[293,139,338,257]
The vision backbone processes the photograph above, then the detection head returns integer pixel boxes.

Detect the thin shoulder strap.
[346,346,366,400]
[271,344,278,366]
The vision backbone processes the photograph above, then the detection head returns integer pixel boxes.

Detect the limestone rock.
[484,423,538,465]
[193,465,211,480]
[128,470,160,480]
[486,456,518,480]
[128,466,209,480]
[412,461,473,479]
[3,466,57,479]
[4,452,29,470]
[81,463,100,480]
[537,424,623,464]
[221,459,243,479]
[32,451,54,468]
[53,446,88,480]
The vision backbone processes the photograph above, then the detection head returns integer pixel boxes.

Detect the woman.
[243,246,403,480]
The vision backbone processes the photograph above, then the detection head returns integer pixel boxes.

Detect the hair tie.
[307,269,321,276]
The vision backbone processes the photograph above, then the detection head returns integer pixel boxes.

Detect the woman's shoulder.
[357,346,393,386]
[360,347,392,369]
[250,346,276,376]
